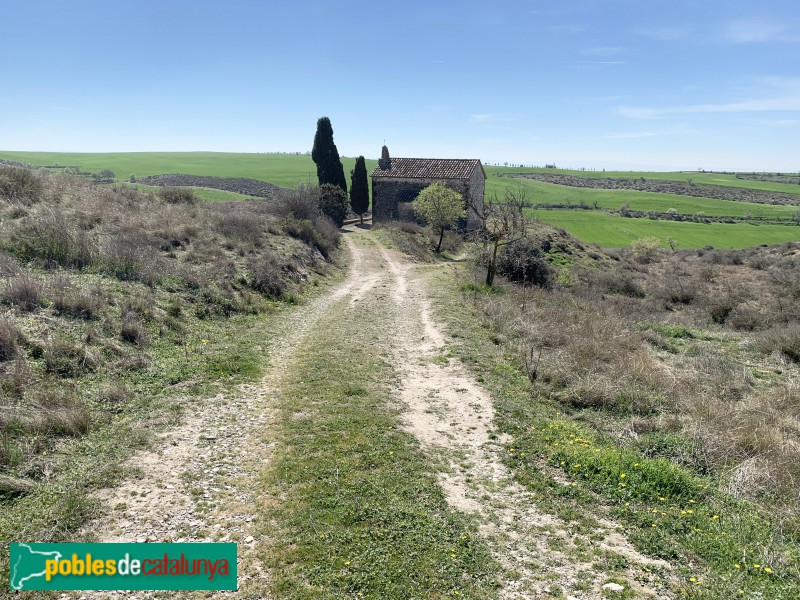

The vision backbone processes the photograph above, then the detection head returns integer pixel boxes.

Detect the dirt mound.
[136,173,284,199]
[502,173,800,207]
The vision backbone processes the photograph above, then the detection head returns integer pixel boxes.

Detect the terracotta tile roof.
[371,158,485,180]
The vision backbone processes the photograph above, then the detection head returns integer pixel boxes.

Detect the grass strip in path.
[255,237,498,599]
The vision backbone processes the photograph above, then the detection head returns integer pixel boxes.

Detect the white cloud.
[619,97,800,119]
[634,26,692,42]
[575,60,625,66]
[470,114,517,123]
[582,46,624,57]
[549,24,585,34]
[722,17,799,44]
[604,131,660,139]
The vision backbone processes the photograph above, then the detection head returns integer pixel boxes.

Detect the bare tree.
[470,188,528,286]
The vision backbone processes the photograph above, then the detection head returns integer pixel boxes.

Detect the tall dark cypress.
[311,117,347,193]
[350,155,369,224]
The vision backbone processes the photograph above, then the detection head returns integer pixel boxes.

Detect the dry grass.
[465,233,800,521]
[0,317,23,361]
[0,167,340,493]
[2,274,44,311]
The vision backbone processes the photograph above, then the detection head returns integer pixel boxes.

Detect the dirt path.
[74,231,380,598]
[76,228,672,599]
[379,246,672,599]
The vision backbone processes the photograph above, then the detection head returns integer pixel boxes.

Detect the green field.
[3,150,799,248]
[486,177,798,219]
[483,165,800,195]
[0,151,378,190]
[530,209,800,248]
[4,150,798,196]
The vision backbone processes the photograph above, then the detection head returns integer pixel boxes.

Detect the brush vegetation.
[422,221,800,598]
[0,165,342,575]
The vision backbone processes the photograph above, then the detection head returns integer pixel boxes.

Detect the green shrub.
[158,186,197,205]
[497,237,553,288]
[317,183,349,227]
[631,236,661,264]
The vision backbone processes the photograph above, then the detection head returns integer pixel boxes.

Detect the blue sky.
[1,0,798,171]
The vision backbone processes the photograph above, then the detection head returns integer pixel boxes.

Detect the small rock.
[602,582,626,593]
[245,536,254,543]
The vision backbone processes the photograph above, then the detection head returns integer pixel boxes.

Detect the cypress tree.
[311,117,347,193]
[350,155,369,224]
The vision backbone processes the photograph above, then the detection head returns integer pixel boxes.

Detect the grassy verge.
[425,266,800,599]
[254,245,497,599]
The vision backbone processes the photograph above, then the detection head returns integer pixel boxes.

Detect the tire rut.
[74,228,673,599]
[378,244,673,599]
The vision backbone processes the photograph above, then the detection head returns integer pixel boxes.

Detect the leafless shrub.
[651,271,698,305]
[0,356,32,399]
[282,188,321,220]
[6,385,92,438]
[100,231,161,284]
[0,317,23,361]
[2,274,43,311]
[0,166,44,204]
[215,213,264,250]
[50,275,102,320]
[727,304,766,331]
[702,249,745,265]
[583,266,645,298]
[120,313,148,346]
[115,352,151,372]
[99,382,133,407]
[247,253,288,298]
[11,208,95,268]
[44,338,97,377]
[706,385,800,506]
[284,216,340,260]
[756,325,800,363]
[0,474,35,496]
[0,253,21,277]
[383,220,427,236]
